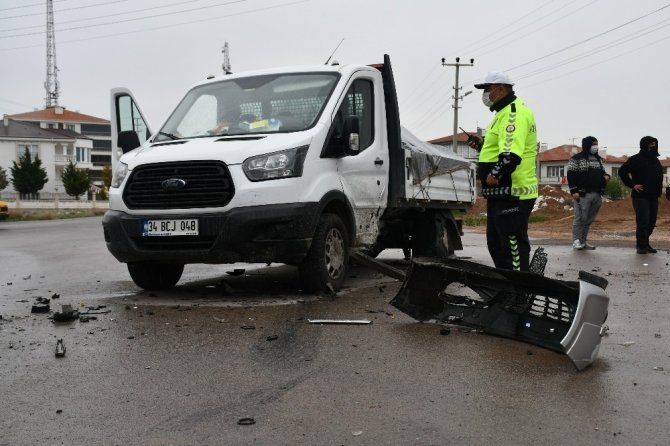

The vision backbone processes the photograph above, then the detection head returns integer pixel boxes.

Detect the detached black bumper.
[102,203,319,265]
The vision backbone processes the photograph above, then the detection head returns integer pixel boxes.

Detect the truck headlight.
[242,146,308,181]
[111,162,129,188]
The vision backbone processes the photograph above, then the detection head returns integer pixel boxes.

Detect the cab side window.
[325,78,375,155]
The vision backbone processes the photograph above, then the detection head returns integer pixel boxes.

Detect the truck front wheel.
[299,213,349,292]
[127,262,184,290]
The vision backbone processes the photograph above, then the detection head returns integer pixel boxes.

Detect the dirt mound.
[465,186,670,243]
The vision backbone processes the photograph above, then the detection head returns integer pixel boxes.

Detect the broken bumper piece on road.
[390,257,609,370]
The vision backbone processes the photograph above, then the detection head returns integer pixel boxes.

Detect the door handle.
[374,158,384,166]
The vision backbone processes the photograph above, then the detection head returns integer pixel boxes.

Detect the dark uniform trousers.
[486,198,536,271]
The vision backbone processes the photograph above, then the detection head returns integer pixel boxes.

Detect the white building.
[0,115,93,198]
[7,106,111,187]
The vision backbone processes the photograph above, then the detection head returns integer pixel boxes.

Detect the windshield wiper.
[158,131,180,140]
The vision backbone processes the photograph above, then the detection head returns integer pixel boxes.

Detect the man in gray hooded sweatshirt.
[618,136,663,254]
[567,136,610,250]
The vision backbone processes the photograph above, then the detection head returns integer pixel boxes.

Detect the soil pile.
[465,186,670,243]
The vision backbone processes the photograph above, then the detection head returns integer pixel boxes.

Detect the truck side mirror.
[344,115,360,153]
[117,130,141,154]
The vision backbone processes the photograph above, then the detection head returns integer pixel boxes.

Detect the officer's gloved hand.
[467,135,483,151]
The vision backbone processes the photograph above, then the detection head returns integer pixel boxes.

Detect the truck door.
[110,88,152,169]
[335,74,389,245]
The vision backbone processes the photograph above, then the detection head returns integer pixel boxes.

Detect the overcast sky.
[1,0,669,155]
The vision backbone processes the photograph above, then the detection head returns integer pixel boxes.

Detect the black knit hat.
[581,136,598,152]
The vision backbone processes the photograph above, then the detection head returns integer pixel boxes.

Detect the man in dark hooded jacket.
[618,136,663,254]
[567,136,610,250]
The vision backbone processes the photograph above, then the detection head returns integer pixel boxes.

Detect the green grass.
[461,214,547,227]
[3,209,106,222]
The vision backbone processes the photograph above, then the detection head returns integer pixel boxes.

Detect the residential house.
[428,128,483,162]
[538,144,628,190]
[8,106,111,186]
[0,116,93,198]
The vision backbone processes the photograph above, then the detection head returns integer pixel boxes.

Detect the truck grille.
[123,161,234,209]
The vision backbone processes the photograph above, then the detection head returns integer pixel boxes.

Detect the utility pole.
[45,0,60,108]
[222,42,232,74]
[442,57,473,152]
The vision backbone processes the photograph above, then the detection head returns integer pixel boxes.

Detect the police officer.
[467,72,538,271]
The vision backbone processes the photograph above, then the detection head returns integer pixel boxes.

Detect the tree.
[101,164,112,189]
[10,148,48,198]
[61,160,91,199]
[0,165,8,190]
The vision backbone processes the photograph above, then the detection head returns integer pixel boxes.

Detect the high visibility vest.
[478,98,538,200]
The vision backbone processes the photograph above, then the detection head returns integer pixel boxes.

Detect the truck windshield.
[155,73,339,141]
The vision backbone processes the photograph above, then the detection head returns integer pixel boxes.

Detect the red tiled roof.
[428,132,476,144]
[660,157,670,167]
[538,145,579,162]
[539,144,627,164]
[8,107,109,124]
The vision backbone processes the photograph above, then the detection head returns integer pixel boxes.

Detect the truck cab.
[103,55,474,292]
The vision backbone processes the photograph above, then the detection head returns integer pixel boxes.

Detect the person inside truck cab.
[468,71,538,272]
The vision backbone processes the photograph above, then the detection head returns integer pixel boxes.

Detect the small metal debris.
[439,328,450,336]
[240,325,256,330]
[79,315,97,323]
[654,333,662,338]
[55,339,66,357]
[307,319,372,325]
[237,417,256,426]
[212,317,225,323]
[56,409,63,414]
[226,269,246,276]
[53,304,79,322]
[51,293,60,299]
[31,304,50,313]
[22,275,31,280]
[352,430,363,436]
[653,366,664,371]
[619,341,636,347]
[266,335,278,341]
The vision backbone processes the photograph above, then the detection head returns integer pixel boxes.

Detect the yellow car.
[0,200,8,221]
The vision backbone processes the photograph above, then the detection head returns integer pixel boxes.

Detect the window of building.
[81,123,112,135]
[92,139,112,149]
[66,124,76,131]
[17,144,39,159]
[76,147,91,163]
[547,166,565,177]
[611,166,620,178]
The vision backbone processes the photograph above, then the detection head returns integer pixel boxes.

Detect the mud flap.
[390,255,609,370]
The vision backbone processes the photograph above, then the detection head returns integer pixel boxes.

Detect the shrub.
[605,177,627,200]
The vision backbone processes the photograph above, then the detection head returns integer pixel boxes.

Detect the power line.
[522,32,670,89]
[0,0,311,52]
[504,2,670,72]
[452,0,555,56]
[515,18,670,81]
[401,1,583,125]
[1,0,247,39]
[0,0,209,33]
[0,0,67,13]
[0,0,128,21]
[473,0,600,59]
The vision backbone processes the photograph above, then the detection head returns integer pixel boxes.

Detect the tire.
[127,262,184,290]
[299,213,349,292]
[412,211,456,259]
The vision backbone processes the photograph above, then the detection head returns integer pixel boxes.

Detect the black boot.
[646,245,658,254]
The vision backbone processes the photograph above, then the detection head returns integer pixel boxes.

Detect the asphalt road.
[0,217,668,445]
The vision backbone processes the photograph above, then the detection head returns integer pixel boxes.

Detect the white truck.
[102,55,475,291]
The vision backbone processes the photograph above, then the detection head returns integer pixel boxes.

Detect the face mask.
[590,145,598,155]
[482,91,494,108]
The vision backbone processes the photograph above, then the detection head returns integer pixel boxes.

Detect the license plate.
[142,219,199,236]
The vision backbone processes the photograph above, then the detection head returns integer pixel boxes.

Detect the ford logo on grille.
[161,178,187,190]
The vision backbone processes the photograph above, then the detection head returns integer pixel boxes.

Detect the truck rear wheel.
[412,211,456,259]
[299,213,349,292]
[127,262,184,290]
